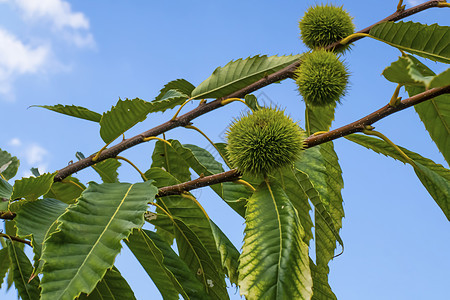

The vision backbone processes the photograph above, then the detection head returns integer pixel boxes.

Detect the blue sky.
[1,1,449,299]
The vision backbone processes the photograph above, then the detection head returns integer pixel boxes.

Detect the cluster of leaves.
[0,3,449,300]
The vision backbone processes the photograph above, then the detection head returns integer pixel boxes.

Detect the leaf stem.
[185,125,232,168]
[116,156,148,181]
[220,97,254,111]
[388,84,403,107]
[397,0,406,11]
[339,33,371,45]
[61,179,85,191]
[305,101,311,136]
[92,141,113,161]
[171,98,193,120]
[234,179,256,192]
[437,2,450,7]
[181,193,210,220]
[142,136,172,146]
[362,126,416,167]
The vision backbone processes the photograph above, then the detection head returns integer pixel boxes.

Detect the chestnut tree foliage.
[1,1,449,299]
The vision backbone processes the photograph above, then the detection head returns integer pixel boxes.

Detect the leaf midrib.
[431,98,450,134]
[10,242,34,300]
[59,184,134,298]
[138,230,185,298]
[265,181,283,298]
[193,56,298,99]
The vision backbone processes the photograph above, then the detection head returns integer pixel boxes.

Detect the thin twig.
[0,211,16,220]
[0,234,32,247]
[304,85,450,148]
[157,170,241,197]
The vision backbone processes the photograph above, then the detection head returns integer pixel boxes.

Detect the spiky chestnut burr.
[299,4,355,52]
[295,49,349,107]
[226,108,306,177]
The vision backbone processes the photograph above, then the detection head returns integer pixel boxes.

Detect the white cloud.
[0,28,50,98]
[16,0,89,30]
[0,0,94,98]
[1,0,95,49]
[62,30,95,49]
[14,0,95,48]
[407,0,421,6]
[3,139,50,178]
[24,144,48,165]
[8,138,22,147]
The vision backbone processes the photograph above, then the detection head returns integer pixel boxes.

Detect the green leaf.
[274,167,313,245]
[0,149,19,180]
[93,159,121,183]
[310,259,337,300]
[153,89,189,111]
[151,140,191,183]
[210,221,239,285]
[146,166,225,283]
[7,240,41,300]
[296,145,345,273]
[143,168,178,244]
[44,176,85,204]
[412,75,450,166]
[191,54,302,99]
[77,152,121,183]
[0,177,13,201]
[154,79,195,102]
[295,147,344,276]
[15,198,68,267]
[126,229,209,300]
[345,134,450,220]
[148,78,195,113]
[99,98,152,144]
[295,167,344,250]
[32,104,102,122]
[369,21,450,64]
[40,181,158,300]
[303,97,344,283]
[30,168,40,177]
[382,55,436,88]
[78,267,136,300]
[173,218,229,299]
[383,55,450,165]
[12,173,56,201]
[244,94,261,111]
[0,247,11,289]
[172,142,249,217]
[238,180,312,299]
[306,102,336,134]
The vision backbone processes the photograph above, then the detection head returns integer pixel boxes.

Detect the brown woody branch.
[0,211,16,220]
[155,85,450,197]
[53,0,445,182]
[157,169,241,197]
[0,233,32,247]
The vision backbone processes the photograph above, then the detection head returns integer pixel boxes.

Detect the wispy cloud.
[14,0,95,48]
[16,0,90,30]
[0,28,50,99]
[7,138,49,177]
[407,0,421,6]
[0,0,95,98]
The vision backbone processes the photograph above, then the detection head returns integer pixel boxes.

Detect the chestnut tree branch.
[0,233,32,247]
[51,0,444,183]
[2,87,448,218]
[156,85,450,197]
